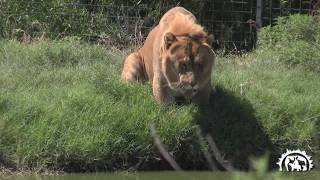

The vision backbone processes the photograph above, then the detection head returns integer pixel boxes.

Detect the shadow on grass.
[193,85,280,170]
[0,153,16,170]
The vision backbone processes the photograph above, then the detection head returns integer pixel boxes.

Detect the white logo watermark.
[276,149,314,172]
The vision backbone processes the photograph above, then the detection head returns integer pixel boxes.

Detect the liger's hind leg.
[121,52,146,82]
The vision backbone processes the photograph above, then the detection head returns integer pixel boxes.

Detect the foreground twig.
[150,124,183,171]
[196,128,218,171]
[150,123,237,172]
[206,134,236,171]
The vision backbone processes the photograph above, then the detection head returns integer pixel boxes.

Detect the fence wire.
[0,0,319,52]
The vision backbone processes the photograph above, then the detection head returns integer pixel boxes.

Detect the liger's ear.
[164,32,177,49]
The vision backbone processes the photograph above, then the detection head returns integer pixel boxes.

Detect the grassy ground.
[0,38,319,172]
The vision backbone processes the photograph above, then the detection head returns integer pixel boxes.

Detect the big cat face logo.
[277,149,314,172]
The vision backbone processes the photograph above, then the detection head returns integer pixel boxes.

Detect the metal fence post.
[255,0,262,47]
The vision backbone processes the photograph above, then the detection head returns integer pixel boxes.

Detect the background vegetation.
[0,0,258,50]
[258,14,320,72]
[0,0,206,46]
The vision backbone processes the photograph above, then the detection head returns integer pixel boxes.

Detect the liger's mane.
[166,13,204,35]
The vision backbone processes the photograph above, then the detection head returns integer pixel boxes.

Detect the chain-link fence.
[0,1,151,50]
[198,0,256,52]
[1,0,319,52]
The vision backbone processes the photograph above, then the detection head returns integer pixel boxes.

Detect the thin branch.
[150,124,183,171]
[206,134,236,171]
[195,128,218,171]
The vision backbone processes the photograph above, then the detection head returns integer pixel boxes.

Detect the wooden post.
[256,0,262,29]
[255,0,262,47]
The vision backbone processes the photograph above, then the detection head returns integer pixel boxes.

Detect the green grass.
[0,38,319,172]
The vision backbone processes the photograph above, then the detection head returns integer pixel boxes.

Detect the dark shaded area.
[0,76,282,172]
[0,153,16,171]
[137,85,281,171]
[192,85,280,170]
[52,83,283,172]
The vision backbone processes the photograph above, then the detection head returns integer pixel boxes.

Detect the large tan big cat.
[121,7,215,104]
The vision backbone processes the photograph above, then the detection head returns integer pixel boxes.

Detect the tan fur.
[121,7,215,104]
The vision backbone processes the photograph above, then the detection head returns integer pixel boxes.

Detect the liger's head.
[161,32,215,99]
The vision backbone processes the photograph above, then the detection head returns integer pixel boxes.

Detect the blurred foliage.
[233,154,294,180]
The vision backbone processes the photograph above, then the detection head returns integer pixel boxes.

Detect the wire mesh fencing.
[0,0,319,52]
[198,0,257,52]
[0,1,152,50]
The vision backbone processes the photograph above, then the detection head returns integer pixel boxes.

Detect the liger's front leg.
[152,76,174,104]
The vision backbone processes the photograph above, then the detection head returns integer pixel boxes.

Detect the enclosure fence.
[0,0,319,52]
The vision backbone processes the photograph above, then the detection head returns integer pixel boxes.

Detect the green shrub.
[259,15,320,45]
[258,14,320,72]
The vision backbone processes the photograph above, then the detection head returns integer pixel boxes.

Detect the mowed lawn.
[0,39,319,171]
